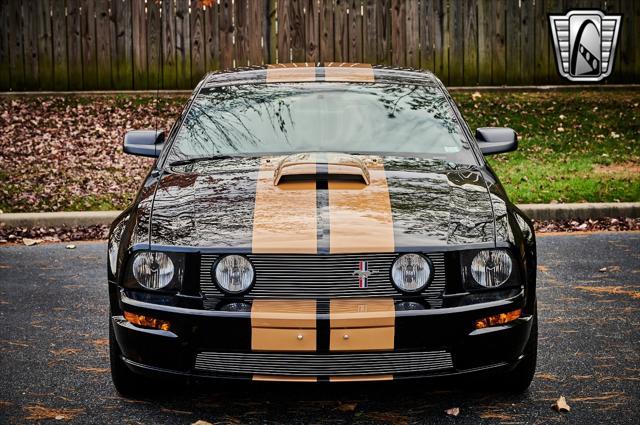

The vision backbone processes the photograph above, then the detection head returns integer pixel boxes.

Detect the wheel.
[500,312,538,393]
[109,317,148,397]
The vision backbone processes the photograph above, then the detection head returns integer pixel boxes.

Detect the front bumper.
[111,286,534,382]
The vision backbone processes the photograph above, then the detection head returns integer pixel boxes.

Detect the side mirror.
[123,130,165,157]
[475,127,518,155]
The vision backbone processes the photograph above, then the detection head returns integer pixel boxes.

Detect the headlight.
[132,252,175,289]
[214,255,255,294]
[470,250,512,287]
[391,253,433,293]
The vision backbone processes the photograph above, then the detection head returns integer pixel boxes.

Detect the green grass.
[453,90,640,203]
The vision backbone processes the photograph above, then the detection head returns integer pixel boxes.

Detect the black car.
[108,63,537,396]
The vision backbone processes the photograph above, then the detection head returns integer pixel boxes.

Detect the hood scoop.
[273,153,371,186]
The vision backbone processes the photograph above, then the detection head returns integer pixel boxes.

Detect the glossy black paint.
[475,127,518,155]
[108,66,536,383]
[123,130,166,157]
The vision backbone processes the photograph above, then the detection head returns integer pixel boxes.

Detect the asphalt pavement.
[0,232,638,424]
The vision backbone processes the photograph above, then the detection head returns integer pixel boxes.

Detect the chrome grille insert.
[200,253,446,304]
[194,350,454,376]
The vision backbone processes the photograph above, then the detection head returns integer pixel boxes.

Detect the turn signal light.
[474,309,521,329]
[124,311,171,331]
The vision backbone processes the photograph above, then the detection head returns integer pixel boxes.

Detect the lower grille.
[200,253,446,306]
[194,351,454,376]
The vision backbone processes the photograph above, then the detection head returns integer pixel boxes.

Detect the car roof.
[200,63,442,89]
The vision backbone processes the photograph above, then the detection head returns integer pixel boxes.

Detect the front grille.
[194,350,454,376]
[200,253,446,304]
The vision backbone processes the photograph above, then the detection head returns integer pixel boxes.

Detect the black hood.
[146,156,496,251]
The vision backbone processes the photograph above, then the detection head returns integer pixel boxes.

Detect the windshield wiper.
[168,155,234,167]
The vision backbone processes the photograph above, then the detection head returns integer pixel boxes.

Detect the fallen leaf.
[23,405,84,421]
[471,91,482,100]
[599,267,607,272]
[66,244,76,249]
[552,396,571,413]
[445,407,460,416]
[336,402,357,412]
[192,421,213,425]
[23,238,42,246]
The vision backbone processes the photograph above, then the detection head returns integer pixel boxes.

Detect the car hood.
[148,156,496,252]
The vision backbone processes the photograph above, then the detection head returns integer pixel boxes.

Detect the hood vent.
[273,153,371,186]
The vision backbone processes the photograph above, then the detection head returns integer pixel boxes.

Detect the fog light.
[474,309,521,329]
[123,311,171,331]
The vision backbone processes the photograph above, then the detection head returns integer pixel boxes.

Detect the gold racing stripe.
[266,63,316,82]
[252,157,317,254]
[251,300,317,352]
[327,157,395,253]
[324,63,375,82]
[329,298,395,351]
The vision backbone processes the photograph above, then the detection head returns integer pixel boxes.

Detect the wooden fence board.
[320,0,335,62]
[0,1,9,90]
[2,0,639,90]
[277,0,290,62]
[234,0,249,66]
[266,0,277,63]
[463,0,478,85]
[147,0,161,89]
[491,0,506,85]
[618,0,635,82]
[248,0,263,65]
[375,0,390,64]
[448,0,464,85]
[544,0,564,84]
[405,0,418,68]
[391,0,405,67]
[96,0,112,89]
[111,0,132,89]
[520,0,534,84]
[81,0,97,89]
[36,0,53,90]
[289,0,305,62]
[52,0,68,90]
[131,0,147,89]
[363,0,377,64]
[505,0,520,84]
[334,0,348,62]
[162,0,177,89]
[477,0,492,84]
[24,1,39,89]
[204,2,219,72]
[191,1,206,81]
[348,0,362,63]
[433,0,447,83]
[175,0,191,88]
[66,0,84,90]
[419,0,435,72]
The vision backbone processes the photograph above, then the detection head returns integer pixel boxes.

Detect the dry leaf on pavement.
[23,238,42,246]
[445,407,460,416]
[552,396,571,413]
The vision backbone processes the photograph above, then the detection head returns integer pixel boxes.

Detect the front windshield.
[165,82,476,164]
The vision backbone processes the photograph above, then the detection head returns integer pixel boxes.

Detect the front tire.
[501,312,538,393]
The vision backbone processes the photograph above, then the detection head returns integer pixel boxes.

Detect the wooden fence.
[0,0,638,91]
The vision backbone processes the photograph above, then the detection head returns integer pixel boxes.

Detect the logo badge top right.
[549,10,621,82]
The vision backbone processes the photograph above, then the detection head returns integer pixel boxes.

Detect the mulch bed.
[1,218,637,245]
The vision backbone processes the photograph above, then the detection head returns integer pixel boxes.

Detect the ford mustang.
[108,64,537,396]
